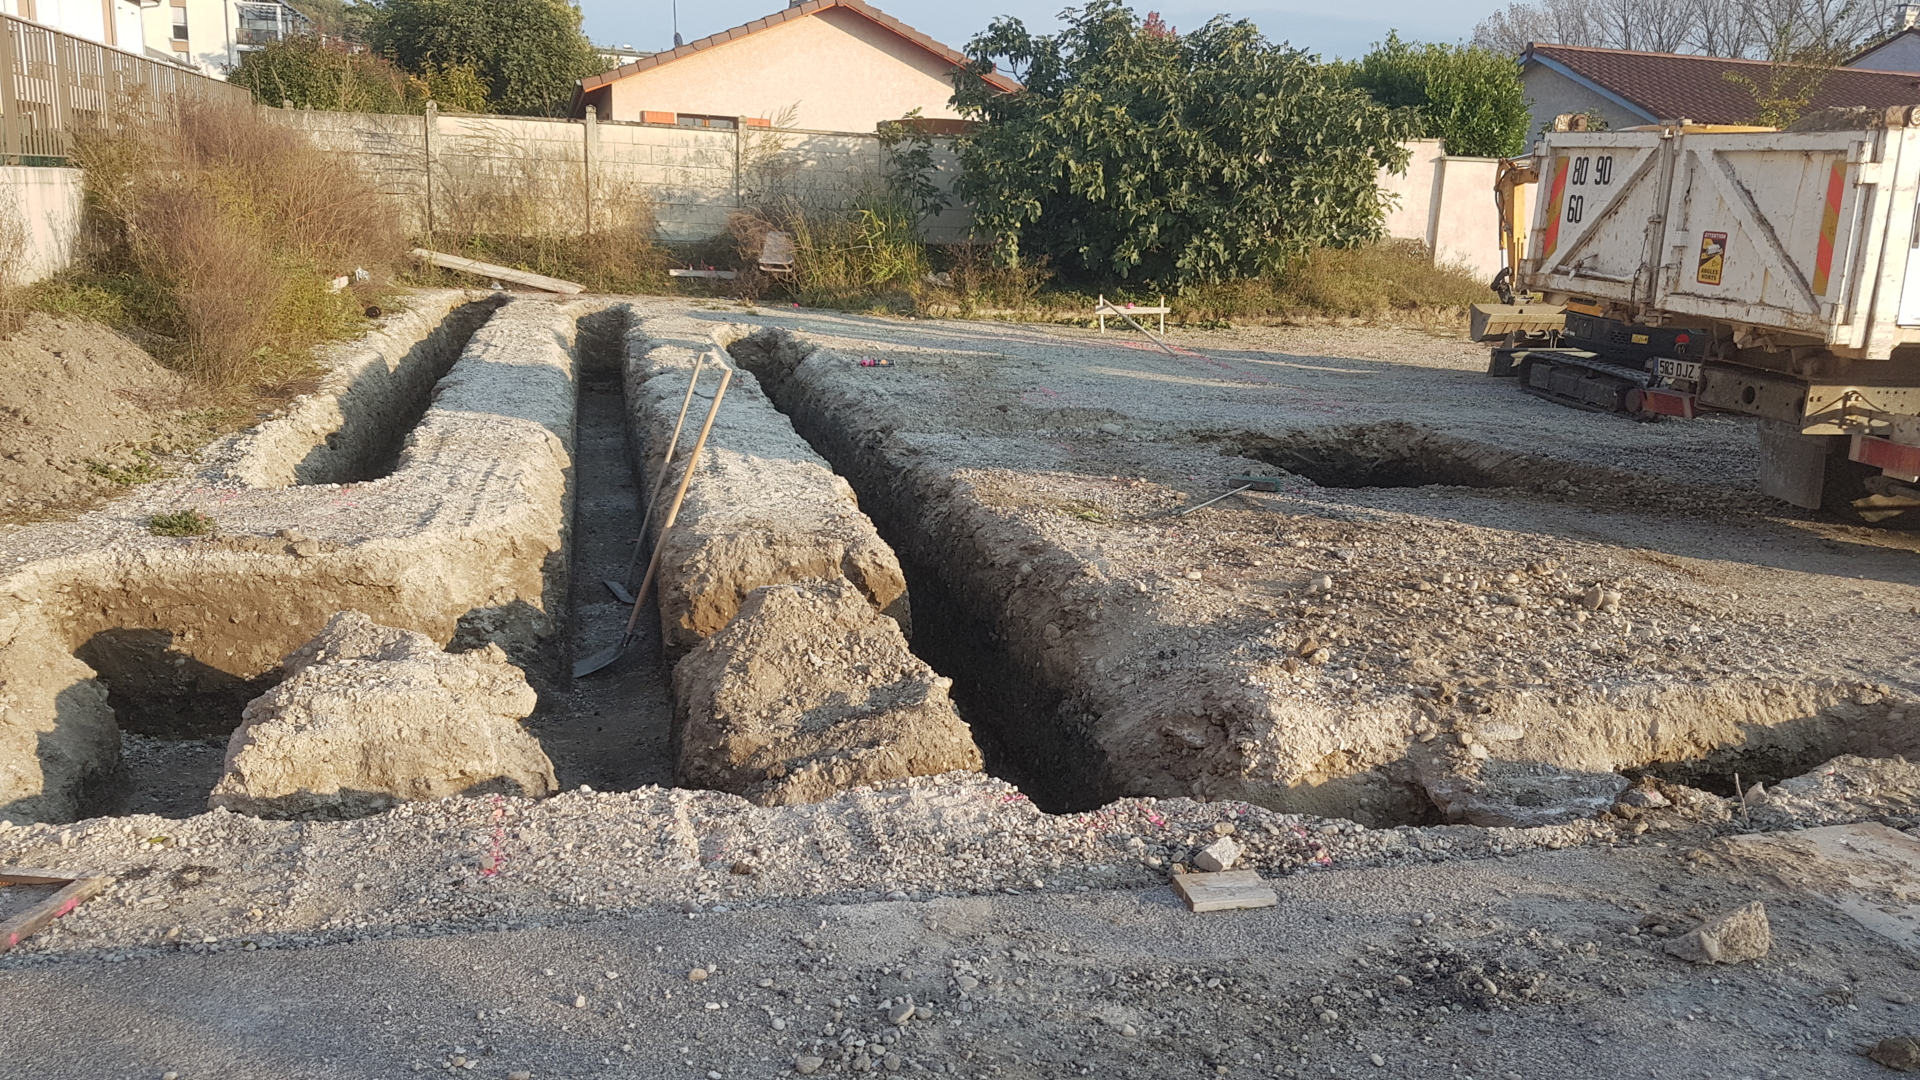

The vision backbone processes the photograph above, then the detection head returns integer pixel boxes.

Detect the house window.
[170,5,188,40]
[676,114,737,130]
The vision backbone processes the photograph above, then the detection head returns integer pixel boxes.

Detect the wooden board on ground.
[411,249,585,295]
[0,865,110,954]
[1172,869,1277,913]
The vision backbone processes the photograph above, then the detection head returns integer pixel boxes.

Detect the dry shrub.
[725,193,928,311]
[1214,239,1493,326]
[0,193,27,338]
[419,126,668,293]
[67,97,405,387]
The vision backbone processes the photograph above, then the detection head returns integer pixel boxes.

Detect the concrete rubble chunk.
[1666,901,1771,964]
[209,611,556,819]
[1193,835,1241,873]
[672,579,982,805]
[1418,756,1630,828]
[1870,1036,1920,1072]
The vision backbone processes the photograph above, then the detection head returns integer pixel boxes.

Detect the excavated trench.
[0,295,591,822]
[1223,423,1677,502]
[723,328,1920,828]
[725,334,1109,813]
[81,303,501,753]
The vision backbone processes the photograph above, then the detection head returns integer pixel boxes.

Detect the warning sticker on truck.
[1697,231,1727,286]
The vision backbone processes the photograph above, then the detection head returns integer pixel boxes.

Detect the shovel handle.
[623,349,710,584]
[619,363,733,641]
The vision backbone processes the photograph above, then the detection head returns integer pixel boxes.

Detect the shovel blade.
[572,640,627,678]
[604,579,636,605]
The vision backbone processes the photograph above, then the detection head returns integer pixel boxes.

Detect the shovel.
[606,350,709,603]
[574,359,733,677]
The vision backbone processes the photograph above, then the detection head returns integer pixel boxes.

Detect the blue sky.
[577,0,1493,65]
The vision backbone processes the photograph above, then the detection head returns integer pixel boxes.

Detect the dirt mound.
[671,579,982,805]
[0,314,196,523]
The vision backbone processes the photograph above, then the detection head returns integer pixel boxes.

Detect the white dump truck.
[1472,108,1920,522]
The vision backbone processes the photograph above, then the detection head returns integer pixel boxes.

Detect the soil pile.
[0,314,197,523]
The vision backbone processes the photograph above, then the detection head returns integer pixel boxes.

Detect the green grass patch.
[149,509,214,537]
[87,450,166,486]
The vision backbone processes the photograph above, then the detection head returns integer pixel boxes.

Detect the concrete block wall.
[269,108,972,245]
[0,166,83,286]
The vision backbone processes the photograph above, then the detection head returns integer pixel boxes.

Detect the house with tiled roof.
[1518,42,1920,142]
[569,0,1018,134]
[1849,12,1920,73]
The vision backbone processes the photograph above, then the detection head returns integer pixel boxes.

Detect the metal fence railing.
[0,12,250,163]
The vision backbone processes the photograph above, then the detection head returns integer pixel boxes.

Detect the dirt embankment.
[0,315,203,525]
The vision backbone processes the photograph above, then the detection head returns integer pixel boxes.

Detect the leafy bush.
[65,97,404,388]
[149,509,214,536]
[372,0,605,116]
[228,37,474,112]
[1348,33,1530,159]
[950,1,1410,285]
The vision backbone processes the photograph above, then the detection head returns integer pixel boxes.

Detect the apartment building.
[1,0,309,75]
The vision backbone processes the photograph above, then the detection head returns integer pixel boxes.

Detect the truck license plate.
[1656,357,1702,383]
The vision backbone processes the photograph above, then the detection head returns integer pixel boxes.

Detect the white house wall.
[138,0,238,76]
[604,7,969,132]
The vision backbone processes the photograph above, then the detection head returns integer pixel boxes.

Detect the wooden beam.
[0,866,110,954]
[411,249,586,295]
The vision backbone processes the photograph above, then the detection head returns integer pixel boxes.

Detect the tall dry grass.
[727,192,929,311]
[58,97,405,388]
[416,125,667,294]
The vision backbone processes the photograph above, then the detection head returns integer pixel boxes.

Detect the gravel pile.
[2,754,1914,969]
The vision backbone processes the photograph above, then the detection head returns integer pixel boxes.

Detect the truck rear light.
[1850,433,1920,482]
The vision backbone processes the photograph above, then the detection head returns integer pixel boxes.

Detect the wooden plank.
[668,268,738,279]
[411,248,585,295]
[1171,869,1277,913]
[0,867,109,954]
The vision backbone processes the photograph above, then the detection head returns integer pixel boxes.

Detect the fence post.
[52,33,75,159]
[422,101,437,240]
[734,121,744,209]
[582,104,596,236]
[0,18,18,163]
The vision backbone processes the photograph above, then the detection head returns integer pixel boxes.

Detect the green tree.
[229,36,410,111]
[286,0,376,43]
[371,0,605,117]
[228,36,488,113]
[949,1,1410,284]
[1350,32,1529,158]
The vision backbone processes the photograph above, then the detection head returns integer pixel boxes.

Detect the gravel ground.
[4,810,1920,1080]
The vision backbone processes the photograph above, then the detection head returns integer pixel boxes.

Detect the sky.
[576,0,1498,65]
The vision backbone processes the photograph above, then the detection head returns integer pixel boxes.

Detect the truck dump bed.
[1521,110,1920,359]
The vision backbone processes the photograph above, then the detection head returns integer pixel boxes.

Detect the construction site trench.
[8,298,1920,1080]
[0,294,1916,834]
